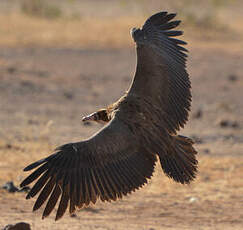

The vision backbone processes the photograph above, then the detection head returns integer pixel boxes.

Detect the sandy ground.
[0,2,243,229]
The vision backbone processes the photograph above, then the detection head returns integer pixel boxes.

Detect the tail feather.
[159,135,198,184]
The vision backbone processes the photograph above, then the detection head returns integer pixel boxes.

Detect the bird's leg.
[82,109,110,124]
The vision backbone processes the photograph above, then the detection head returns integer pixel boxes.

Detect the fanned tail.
[159,135,198,184]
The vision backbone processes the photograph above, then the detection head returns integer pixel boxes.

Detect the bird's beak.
[82,113,96,122]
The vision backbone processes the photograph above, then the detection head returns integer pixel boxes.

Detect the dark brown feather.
[55,184,70,221]
[130,11,191,135]
[42,184,61,218]
[33,176,55,211]
[26,170,50,199]
[21,163,48,188]
[69,171,76,214]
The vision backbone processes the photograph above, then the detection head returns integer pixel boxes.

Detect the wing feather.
[21,163,48,187]
[69,171,76,214]
[55,184,69,221]
[159,20,181,30]
[89,168,101,201]
[43,184,61,218]
[84,168,91,205]
[129,11,191,134]
[108,163,127,196]
[77,168,85,208]
[26,170,50,199]
[21,117,156,219]
[87,169,98,204]
[33,176,55,212]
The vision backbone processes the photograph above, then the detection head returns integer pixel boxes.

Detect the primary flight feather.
[20,11,198,221]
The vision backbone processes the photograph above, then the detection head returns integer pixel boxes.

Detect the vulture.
[20,11,198,221]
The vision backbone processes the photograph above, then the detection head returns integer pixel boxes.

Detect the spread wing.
[20,117,156,220]
[129,12,191,134]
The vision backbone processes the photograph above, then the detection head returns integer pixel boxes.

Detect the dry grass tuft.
[21,0,62,19]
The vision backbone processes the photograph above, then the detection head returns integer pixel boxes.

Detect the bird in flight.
[20,11,198,221]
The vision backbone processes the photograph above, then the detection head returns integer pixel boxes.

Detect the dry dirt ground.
[0,2,243,230]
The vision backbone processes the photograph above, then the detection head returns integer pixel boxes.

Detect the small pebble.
[70,213,77,218]
[192,109,203,119]
[7,67,16,74]
[228,74,238,82]
[1,181,30,193]
[63,91,74,100]
[189,197,198,203]
[3,222,31,230]
[203,148,210,154]
[219,120,240,129]
[2,181,19,193]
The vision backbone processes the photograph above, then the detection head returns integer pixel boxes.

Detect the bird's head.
[82,109,109,124]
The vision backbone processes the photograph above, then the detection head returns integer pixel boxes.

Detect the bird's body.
[21,11,198,221]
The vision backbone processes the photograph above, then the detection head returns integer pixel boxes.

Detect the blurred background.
[0,0,243,229]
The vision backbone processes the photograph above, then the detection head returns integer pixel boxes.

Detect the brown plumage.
[20,11,198,221]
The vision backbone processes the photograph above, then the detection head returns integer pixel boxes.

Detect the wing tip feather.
[23,160,44,171]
